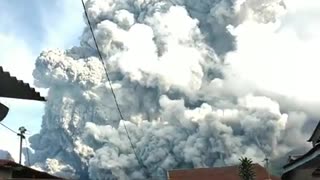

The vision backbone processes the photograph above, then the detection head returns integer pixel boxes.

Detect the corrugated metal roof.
[0,159,61,179]
[0,66,45,101]
[168,164,280,180]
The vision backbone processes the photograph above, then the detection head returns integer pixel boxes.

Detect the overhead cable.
[80,0,149,176]
[0,122,18,134]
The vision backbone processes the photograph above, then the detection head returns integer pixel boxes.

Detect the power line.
[0,122,18,134]
[1,123,31,166]
[0,123,30,166]
[80,0,149,176]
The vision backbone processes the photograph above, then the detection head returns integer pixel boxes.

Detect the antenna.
[17,126,27,164]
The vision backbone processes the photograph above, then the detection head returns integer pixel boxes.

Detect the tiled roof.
[168,164,280,180]
[0,159,61,179]
[0,66,45,101]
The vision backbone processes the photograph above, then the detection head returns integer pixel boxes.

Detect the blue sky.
[0,0,84,161]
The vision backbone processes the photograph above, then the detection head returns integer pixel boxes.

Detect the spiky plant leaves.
[239,157,256,180]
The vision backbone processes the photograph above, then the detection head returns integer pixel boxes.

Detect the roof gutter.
[283,147,320,173]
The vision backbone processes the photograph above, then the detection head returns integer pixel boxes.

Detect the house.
[282,121,320,180]
[0,66,54,179]
[0,159,61,179]
[167,164,280,180]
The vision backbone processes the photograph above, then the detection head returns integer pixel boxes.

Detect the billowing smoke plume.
[27,0,319,179]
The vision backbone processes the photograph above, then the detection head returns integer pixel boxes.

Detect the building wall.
[0,168,12,179]
[283,168,320,180]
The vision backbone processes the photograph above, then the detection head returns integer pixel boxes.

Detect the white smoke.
[0,149,13,161]
[27,0,320,179]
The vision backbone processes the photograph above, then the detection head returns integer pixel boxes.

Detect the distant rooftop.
[0,66,45,101]
[168,164,280,180]
[0,159,61,179]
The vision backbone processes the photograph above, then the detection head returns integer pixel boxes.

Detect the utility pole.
[264,157,271,180]
[17,126,26,164]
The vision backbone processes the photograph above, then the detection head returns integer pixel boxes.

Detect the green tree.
[238,157,256,180]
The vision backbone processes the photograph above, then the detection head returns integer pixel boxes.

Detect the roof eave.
[307,121,320,142]
[283,144,320,173]
[0,66,46,101]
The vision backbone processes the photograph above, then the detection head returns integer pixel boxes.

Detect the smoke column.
[27,0,320,179]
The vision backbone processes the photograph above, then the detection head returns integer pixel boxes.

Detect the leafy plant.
[238,157,256,180]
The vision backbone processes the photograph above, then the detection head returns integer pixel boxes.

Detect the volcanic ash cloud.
[27,0,316,179]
